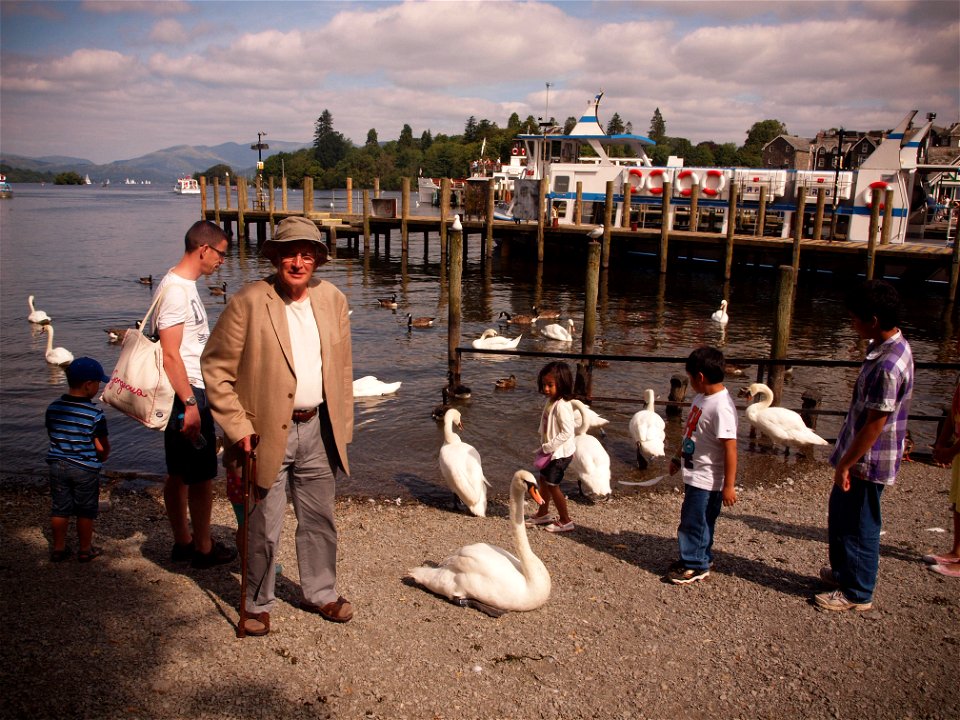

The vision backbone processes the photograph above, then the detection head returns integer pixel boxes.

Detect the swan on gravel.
[43,325,74,367]
[541,318,575,342]
[438,408,489,517]
[352,376,401,397]
[568,400,612,497]
[628,388,666,469]
[27,295,51,324]
[471,329,521,350]
[408,469,550,614]
[745,383,828,454]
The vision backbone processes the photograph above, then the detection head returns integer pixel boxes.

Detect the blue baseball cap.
[66,356,110,384]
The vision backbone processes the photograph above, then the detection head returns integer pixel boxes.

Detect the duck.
[209,281,227,296]
[541,318,575,342]
[532,305,560,321]
[572,402,610,435]
[407,313,436,329]
[725,361,750,377]
[138,275,153,286]
[43,325,74,366]
[472,329,522,350]
[377,293,398,309]
[27,295,51,324]
[711,299,729,325]
[447,372,472,399]
[431,387,453,421]
[408,469,550,614]
[438,408,489,517]
[105,327,127,343]
[568,400,612,496]
[494,374,517,390]
[352,375,401,397]
[498,310,537,325]
[628,388,666,469]
[745,382,828,454]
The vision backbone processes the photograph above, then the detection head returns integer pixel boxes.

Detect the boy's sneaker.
[171,540,195,563]
[818,566,839,588]
[667,566,709,585]
[813,589,873,612]
[190,540,238,569]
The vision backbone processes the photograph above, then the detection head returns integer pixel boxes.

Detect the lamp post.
[830,127,845,240]
[251,131,269,210]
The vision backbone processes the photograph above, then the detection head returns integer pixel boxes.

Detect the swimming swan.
[438,408,489,517]
[43,325,74,366]
[628,388,666,469]
[409,469,551,613]
[27,295,51,324]
[711,299,729,325]
[352,375,401,397]
[745,383,828,453]
[541,318,575,342]
[568,400,612,496]
[471,329,522,350]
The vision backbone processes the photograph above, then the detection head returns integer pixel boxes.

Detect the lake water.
[1,184,957,500]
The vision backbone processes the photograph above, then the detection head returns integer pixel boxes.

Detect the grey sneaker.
[667,566,709,585]
[818,566,839,588]
[814,589,873,612]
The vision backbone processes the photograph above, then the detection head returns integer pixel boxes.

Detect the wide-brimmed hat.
[261,216,329,262]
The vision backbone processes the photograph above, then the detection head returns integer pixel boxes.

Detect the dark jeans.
[677,484,723,571]
[828,478,884,604]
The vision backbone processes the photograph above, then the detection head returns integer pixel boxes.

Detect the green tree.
[464,116,479,142]
[54,171,84,185]
[648,108,666,143]
[739,119,788,166]
[606,113,626,135]
[197,164,234,182]
[365,129,379,149]
[714,143,739,166]
[563,116,577,134]
[313,109,349,168]
[398,124,415,149]
[419,130,433,152]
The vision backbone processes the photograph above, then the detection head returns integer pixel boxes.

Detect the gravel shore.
[1,455,957,720]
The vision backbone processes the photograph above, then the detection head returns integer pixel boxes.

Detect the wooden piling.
[791,187,807,276]
[577,241,601,397]
[328,224,338,260]
[281,177,288,212]
[374,177,381,199]
[401,177,410,254]
[213,177,221,226]
[949,228,960,304]
[268,178,276,238]
[447,221,464,394]
[225,177,231,211]
[659,180,672,274]
[440,179,450,264]
[724,184,738,280]
[362,189,371,252]
[199,176,207,220]
[346,177,353,215]
[866,186,882,279]
[237,177,247,242]
[689,184,700,232]
[485,179,495,258]
[575,182,583,226]
[602,181,614,268]
[303,177,314,214]
[537,178,547,263]
[621,184,632,229]
[756,186,768,237]
[769,265,796,403]
[880,188,894,245]
[813,187,826,241]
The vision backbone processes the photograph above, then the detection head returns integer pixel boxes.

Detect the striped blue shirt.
[830,331,913,485]
[45,395,108,472]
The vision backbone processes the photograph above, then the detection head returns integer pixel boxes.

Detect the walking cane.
[236,434,259,638]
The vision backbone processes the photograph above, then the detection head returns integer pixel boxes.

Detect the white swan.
[27,295,51,324]
[711,299,729,325]
[352,375,401,397]
[409,469,551,613]
[572,403,609,435]
[471,329,522,350]
[628,388,666,469]
[43,325,74,366]
[568,400,612,496]
[746,383,828,453]
[438,408,489,517]
[541,318,575,342]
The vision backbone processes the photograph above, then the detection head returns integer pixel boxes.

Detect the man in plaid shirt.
[816,280,913,612]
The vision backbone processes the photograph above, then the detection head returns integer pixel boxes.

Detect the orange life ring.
[627,168,644,193]
[675,170,700,197]
[701,169,726,198]
[862,180,892,210]
[646,168,666,195]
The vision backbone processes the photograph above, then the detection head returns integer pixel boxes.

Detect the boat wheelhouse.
[174,177,201,195]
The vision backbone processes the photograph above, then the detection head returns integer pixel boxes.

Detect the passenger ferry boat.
[505,92,939,245]
[174,177,201,195]
[0,174,12,199]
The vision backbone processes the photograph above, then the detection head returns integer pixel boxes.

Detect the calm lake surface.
[1,184,957,500]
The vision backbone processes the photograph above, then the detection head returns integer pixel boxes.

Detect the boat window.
[554,176,570,193]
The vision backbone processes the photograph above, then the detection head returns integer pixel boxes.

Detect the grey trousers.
[246,407,339,613]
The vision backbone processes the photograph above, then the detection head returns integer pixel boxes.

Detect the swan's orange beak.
[527,483,545,505]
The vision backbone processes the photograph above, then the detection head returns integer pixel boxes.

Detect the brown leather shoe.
[242,611,270,636]
[300,596,353,623]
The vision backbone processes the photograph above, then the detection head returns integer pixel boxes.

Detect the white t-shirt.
[153,270,208,388]
[285,297,324,409]
[679,388,738,491]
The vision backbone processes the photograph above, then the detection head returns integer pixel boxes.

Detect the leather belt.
[292,407,318,423]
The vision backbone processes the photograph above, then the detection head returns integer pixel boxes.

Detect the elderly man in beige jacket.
[202,216,353,637]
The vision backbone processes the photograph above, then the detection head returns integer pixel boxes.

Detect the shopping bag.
[100,287,175,430]
[533,449,552,470]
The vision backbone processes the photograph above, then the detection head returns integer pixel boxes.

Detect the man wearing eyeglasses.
[154,220,237,569]
[202,216,354,637]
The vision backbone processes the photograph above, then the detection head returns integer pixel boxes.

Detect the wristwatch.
[184,396,198,406]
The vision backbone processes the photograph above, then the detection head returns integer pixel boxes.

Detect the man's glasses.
[279,249,319,264]
[205,245,227,260]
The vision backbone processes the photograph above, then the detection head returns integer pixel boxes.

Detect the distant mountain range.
[0,139,310,184]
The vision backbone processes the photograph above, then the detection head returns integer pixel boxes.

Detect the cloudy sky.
[1,0,957,164]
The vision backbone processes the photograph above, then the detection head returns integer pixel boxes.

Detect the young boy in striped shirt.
[45,357,111,563]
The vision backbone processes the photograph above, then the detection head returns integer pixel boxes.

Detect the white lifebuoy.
[701,169,726,198]
[675,170,700,197]
[646,168,666,195]
[511,147,519,156]
[627,168,644,193]
[862,180,892,210]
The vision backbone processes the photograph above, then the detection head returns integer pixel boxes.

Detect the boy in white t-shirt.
[666,346,738,585]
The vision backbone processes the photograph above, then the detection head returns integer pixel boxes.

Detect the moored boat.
[174,177,200,195]
[0,174,12,199]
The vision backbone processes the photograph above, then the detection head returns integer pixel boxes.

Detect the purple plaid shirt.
[830,330,913,485]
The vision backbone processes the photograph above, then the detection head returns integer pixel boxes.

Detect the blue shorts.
[163,387,218,485]
[540,456,573,487]
[49,460,100,519]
